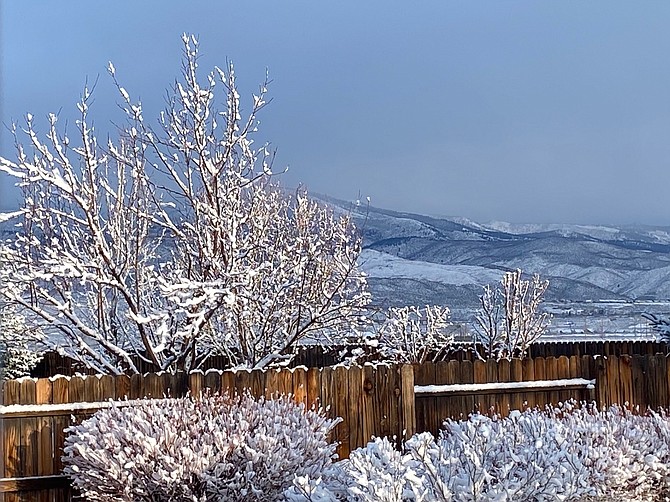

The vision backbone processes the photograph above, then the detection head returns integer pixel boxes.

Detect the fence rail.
[0,475,70,494]
[4,352,670,500]
[414,377,596,396]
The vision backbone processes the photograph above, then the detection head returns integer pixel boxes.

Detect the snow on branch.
[473,269,550,360]
[642,312,670,340]
[0,35,370,374]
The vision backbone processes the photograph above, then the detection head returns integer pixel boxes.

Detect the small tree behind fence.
[474,269,550,360]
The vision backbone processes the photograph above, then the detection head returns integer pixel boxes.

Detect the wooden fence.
[4,353,670,500]
[413,356,593,434]
[450,340,668,361]
[526,340,668,358]
[29,340,668,378]
[413,354,670,435]
[0,364,414,501]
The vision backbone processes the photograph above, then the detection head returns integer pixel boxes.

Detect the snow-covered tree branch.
[473,269,550,360]
[0,35,369,374]
[375,305,453,364]
[0,304,43,379]
[642,312,670,341]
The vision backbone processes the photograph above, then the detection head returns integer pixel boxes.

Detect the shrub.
[559,403,670,500]
[62,393,341,501]
[63,395,670,501]
[339,436,432,501]
[339,403,670,501]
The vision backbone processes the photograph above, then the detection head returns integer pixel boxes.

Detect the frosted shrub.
[63,393,340,502]
[403,411,590,501]
[557,403,670,500]
[340,403,670,501]
[339,436,431,501]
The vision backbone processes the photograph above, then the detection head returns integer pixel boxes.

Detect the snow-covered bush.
[339,436,431,501]
[62,393,341,501]
[408,409,591,500]
[558,403,670,500]
[336,403,670,501]
[0,305,42,379]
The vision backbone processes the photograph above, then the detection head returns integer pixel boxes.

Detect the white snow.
[415,378,595,395]
[0,209,26,223]
[0,398,149,418]
[359,249,500,285]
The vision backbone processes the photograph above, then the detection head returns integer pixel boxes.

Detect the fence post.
[400,365,415,441]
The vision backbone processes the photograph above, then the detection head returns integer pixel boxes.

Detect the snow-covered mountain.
[318,196,670,309]
[4,194,669,311]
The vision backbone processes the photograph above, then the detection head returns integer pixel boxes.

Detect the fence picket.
[498,359,511,415]
[347,366,363,456]
[556,356,570,404]
[293,368,307,408]
[510,359,523,412]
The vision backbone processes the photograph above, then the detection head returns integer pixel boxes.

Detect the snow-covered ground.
[537,300,664,342]
[359,248,669,342]
[359,249,501,286]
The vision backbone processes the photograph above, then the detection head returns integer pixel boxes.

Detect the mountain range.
[319,196,670,310]
[3,196,670,313]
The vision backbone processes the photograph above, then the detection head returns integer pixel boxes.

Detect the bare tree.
[473,269,550,360]
[0,35,369,374]
[473,283,504,359]
[376,305,453,364]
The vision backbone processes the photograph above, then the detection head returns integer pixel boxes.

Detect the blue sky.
[2,1,670,225]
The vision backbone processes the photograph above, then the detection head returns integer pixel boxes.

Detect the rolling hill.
[319,196,670,309]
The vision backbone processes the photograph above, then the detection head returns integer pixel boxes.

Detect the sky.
[1,1,670,226]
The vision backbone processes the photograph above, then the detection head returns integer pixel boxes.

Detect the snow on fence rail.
[0,398,150,419]
[415,377,596,397]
